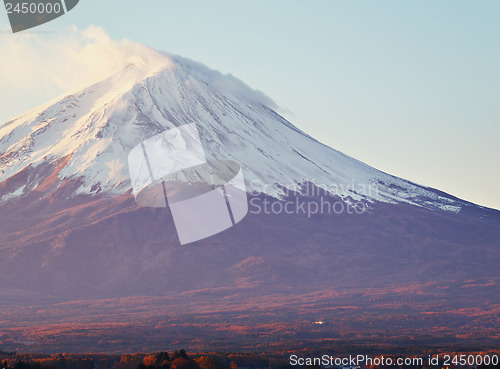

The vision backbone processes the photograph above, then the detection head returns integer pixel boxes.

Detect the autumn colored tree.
[194,356,226,369]
[169,351,199,369]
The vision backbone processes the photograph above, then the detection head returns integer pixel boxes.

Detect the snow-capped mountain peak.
[0,49,466,212]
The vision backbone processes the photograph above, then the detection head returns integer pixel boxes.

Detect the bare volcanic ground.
[0,180,499,353]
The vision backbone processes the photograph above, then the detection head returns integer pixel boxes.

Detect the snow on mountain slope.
[0,48,465,212]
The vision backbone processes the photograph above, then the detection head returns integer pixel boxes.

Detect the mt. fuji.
[0,46,498,353]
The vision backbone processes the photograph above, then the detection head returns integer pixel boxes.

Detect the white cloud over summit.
[0,25,167,123]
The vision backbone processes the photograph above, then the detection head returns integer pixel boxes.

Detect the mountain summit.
[0,50,473,213]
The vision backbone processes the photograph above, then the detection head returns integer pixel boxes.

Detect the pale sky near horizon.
[0,1,499,210]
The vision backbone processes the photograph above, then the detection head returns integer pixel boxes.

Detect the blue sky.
[1,1,499,209]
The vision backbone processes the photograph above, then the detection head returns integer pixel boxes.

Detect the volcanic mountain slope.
[0,46,499,351]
